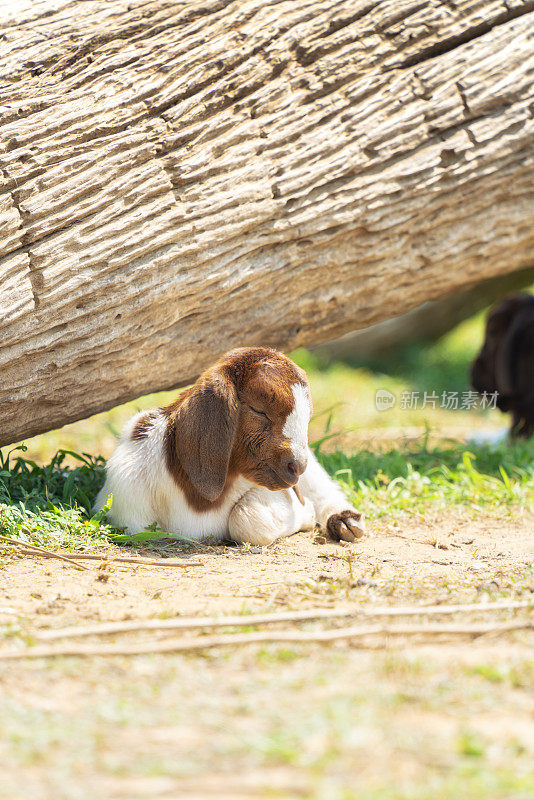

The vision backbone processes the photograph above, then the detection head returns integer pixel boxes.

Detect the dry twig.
[34,600,532,641]
[16,549,203,568]
[0,536,90,571]
[1,620,532,660]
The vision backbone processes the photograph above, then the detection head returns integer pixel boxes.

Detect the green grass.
[0,445,114,551]
[316,438,534,518]
[0,445,105,515]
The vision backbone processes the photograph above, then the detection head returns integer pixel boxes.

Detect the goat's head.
[471,293,534,434]
[165,347,312,501]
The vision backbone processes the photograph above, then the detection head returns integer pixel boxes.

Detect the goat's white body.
[95,411,254,541]
[95,409,356,544]
[229,486,316,545]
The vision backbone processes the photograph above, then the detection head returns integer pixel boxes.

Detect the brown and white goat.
[471,293,534,438]
[95,347,364,545]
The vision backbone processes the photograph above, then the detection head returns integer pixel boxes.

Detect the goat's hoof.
[326,510,365,542]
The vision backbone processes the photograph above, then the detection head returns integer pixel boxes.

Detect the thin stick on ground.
[1,620,532,660]
[0,535,90,571]
[34,600,533,641]
[238,581,285,592]
[14,549,203,568]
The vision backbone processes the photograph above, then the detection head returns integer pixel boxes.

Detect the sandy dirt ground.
[1,512,533,800]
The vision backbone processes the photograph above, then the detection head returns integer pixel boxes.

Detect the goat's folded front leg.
[228,487,316,546]
[298,449,365,542]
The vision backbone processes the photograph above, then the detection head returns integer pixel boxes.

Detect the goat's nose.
[285,454,307,483]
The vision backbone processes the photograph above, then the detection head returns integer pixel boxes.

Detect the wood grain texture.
[1,0,533,445]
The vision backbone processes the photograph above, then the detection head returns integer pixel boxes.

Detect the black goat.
[471,293,534,438]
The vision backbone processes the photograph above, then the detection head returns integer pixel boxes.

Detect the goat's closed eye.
[249,405,270,421]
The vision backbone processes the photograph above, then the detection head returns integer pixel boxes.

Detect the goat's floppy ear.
[172,370,239,501]
[496,305,534,398]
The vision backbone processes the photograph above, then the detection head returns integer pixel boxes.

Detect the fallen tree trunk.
[1,0,533,445]
[313,266,534,362]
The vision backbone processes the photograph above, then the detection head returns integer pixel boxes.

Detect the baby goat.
[95,347,364,544]
[471,293,534,438]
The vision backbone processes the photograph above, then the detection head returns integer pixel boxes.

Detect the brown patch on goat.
[163,347,310,512]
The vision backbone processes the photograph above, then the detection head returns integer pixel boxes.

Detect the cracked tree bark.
[0,0,533,446]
